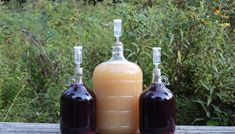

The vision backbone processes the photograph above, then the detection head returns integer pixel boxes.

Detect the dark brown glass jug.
[60,81,96,134]
[139,47,176,134]
[139,81,176,134]
[60,46,96,134]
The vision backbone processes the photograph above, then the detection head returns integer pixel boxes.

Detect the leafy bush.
[0,0,234,125]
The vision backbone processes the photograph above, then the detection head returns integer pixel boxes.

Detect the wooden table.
[0,122,235,134]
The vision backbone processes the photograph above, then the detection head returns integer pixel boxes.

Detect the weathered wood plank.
[0,122,235,134]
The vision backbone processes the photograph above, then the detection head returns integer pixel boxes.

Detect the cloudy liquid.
[93,61,142,134]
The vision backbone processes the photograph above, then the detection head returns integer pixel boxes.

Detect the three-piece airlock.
[152,47,169,85]
[153,47,161,66]
[74,46,83,75]
[74,46,82,65]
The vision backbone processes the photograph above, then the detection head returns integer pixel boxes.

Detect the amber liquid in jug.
[93,19,143,134]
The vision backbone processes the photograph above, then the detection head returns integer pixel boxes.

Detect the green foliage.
[0,0,234,125]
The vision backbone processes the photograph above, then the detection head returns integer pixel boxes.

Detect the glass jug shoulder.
[61,82,96,101]
[140,83,174,101]
[93,61,143,81]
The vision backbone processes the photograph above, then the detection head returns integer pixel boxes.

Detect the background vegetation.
[0,0,234,125]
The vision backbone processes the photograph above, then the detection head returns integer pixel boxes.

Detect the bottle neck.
[110,42,126,61]
[73,64,83,83]
[152,68,162,83]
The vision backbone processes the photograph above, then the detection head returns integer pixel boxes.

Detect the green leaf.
[127,52,136,59]
[207,95,212,106]
[192,118,204,125]
[207,119,220,126]
[212,104,222,114]
[194,99,210,118]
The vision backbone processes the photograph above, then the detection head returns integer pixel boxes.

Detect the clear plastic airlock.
[114,19,122,41]
[153,47,161,66]
[152,47,169,85]
[68,46,83,84]
[74,46,82,65]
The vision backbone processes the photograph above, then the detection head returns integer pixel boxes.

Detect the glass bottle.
[139,47,176,134]
[92,19,143,134]
[60,46,96,134]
